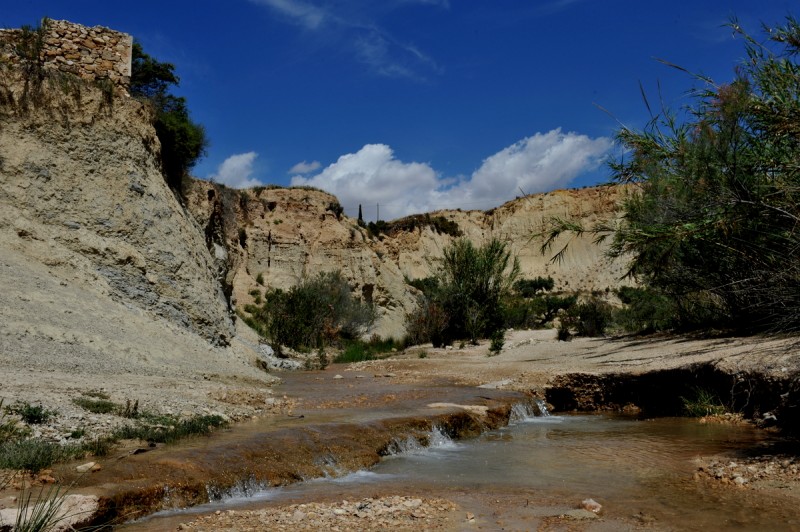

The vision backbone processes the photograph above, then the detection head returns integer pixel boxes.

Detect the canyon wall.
[185,182,631,340]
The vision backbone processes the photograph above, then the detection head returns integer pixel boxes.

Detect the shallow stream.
[127,410,798,531]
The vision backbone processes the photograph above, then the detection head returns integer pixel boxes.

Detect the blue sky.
[3,1,795,220]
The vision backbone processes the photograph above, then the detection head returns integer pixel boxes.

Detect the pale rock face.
[0,87,234,345]
[186,182,630,341]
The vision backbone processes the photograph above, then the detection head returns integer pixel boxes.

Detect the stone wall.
[0,19,132,89]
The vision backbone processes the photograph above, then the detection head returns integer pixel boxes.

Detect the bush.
[613,286,678,333]
[488,330,505,356]
[681,388,727,417]
[130,42,207,195]
[247,271,375,351]
[72,397,117,415]
[367,214,462,238]
[502,295,546,329]
[334,337,400,363]
[406,239,519,346]
[327,201,344,220]
[563,298,613,337]
[8,403,52,425]
[540,16,800,334]
[114,414,226,444]
[514,277,555,297]
[0,439,66,472]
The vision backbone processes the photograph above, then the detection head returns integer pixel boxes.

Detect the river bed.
[125,411,797,531]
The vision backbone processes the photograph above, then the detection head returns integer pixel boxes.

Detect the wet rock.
[581,498,602,513]
[76,461,96,473]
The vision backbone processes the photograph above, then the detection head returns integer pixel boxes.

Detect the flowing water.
[128,407,798,531]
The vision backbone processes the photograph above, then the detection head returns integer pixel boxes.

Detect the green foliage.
[405,276,439,296]
[8,403,52,425]
[541,295,578,323]
[502,295,545,329]
[681,388,727,417]
[246,271,375,351]
[0,400,27,443]
[611,16,800,332]
[514,276,555,297]
[72,397,118,415]
[13,18,49,107]
[406,239,519,346]
[613,286,679,333]
[563,298,613,337]
[327,201,344,220]
[540,16,800,334]
[367,214,462,239]
[13,482,71,532]
[130,41,207,194]
[255,272,265,285]
[0,439,66,472]
[113,414,226,444]
[488,330,505,356]
[334,336,400,363]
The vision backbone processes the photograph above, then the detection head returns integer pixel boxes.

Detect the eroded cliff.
[185,181,631,340]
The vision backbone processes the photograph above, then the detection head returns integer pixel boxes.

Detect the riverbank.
[2,328,799,529]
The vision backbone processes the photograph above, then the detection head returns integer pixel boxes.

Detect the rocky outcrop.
[0,78,234,346]
[185,182,631,340]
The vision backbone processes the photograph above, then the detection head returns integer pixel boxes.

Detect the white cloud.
[291,130,612,220]
[208,152,262,189]
[442,129,613,207]
[249,0,328,29]
[289,160,322,174]
[249,0,439,80]
[291,144,440,220]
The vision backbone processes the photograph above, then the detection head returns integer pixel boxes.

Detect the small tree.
[407,239,520,346]
[249,271,375,351]
[130,42,207,194]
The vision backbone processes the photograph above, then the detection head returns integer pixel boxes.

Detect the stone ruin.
[0,19,132,90]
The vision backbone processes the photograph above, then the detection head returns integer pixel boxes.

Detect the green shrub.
[681,388,727,417]
[563,298,613,337]
[130,41,207,195]
[256,272,264,285]
[0,400,27,443]
[502,295,546,329]
[367,214,462,238]
[488,330,505,356]
[72,397,118,415]
[0,439,66,472]
[114,414,226,444]
[9,403,52,425]
[327,201,344,219]
[613,286,678,333]
[406,239,521,347]
[334,337,399,363]
[246,271,375,351]
[514,277,555,297]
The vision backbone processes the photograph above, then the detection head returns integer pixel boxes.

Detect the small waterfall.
[315,454,346,478]
[426,425,455,448]
[384,435,425,455]
[384,425,455,456]
[534,398,551,417]
[509,399,552,423]
[206,476,268,502]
